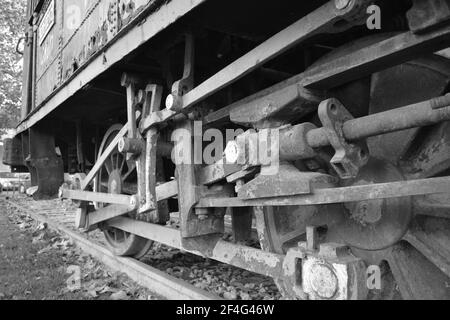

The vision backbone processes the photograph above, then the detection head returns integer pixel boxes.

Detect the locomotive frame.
[4,0,450,299]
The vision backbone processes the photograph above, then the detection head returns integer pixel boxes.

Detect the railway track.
[0,194,281,301]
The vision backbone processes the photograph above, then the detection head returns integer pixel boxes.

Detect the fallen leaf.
[99,286,115,294]
[18,222,28,230]
[38,247,52,255]
[87,290,98,298]
[110,291,129,301]
[36,223,47,231]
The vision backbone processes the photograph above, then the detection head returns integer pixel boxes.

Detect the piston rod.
[307,94,450,148]
[226,94,450,164]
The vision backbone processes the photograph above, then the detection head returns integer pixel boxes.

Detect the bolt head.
[335,0,351,10]
[224,141,240,164]
[309,263,338,299]
[129,195,139,210]
[165,94,175,110]
[118,138,125,153]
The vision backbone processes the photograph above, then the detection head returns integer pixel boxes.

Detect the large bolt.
[224,141,240,164]
[129,195,140,211]
[165,94,183,111]
[309,263,338,299]
[335,0,351,10]
[118,137,144,155]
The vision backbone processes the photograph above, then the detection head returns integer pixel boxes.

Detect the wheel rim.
[257,55,450,300]
[95,124,152,259]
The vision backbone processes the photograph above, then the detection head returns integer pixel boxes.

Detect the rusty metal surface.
[408,0,450,33]
[238,164,336,200]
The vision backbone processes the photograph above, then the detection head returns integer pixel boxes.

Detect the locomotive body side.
[20,0,204,130]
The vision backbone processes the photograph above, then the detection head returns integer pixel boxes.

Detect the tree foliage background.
[0,0,27,133]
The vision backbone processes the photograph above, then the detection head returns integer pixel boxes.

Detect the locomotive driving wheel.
[95,124,153,259]
[256,51,450,299]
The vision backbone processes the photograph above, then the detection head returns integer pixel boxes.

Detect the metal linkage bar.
[59,188,137,208]
[61,180,179,205]
[87,204,132,227]
[81,125,129,190]
[197,176,450,208]
[301,24,450,89]
[107,217,285,279]
[172,0,360,110]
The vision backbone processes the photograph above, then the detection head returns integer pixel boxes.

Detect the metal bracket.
[121,73,143,140]
[138,84,169,224]
[283,226,368,300]
[318,98,369,179]
[166,33,195,111]
[238,163,337,200]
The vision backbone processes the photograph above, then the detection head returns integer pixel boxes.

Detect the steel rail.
[2,198,221,300]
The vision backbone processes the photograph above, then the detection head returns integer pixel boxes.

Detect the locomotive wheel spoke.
[413,194,450,218]
[122,182,138,195]
[122,163,136,182]
[104,159,112,175]
[403,217,450,278]
[385,242,450,300]
[119,156,126,172]
[401,123,450,179]
[95,124,152,259]
[256,53,450,300]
